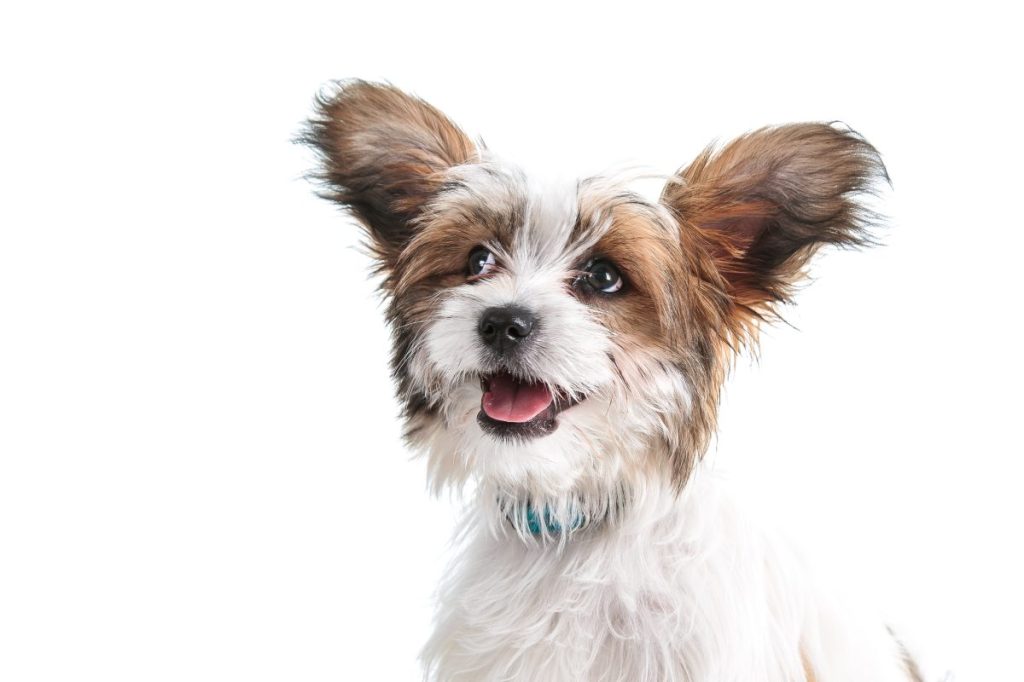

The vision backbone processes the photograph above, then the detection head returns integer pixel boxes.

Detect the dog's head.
[304,81,886,515]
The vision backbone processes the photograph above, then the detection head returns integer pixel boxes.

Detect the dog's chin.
[476,371,584,441]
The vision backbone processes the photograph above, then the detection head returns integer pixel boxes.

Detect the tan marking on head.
[586,202,687,347]
[570,191,736,486]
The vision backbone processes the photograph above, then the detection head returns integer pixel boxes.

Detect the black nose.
[478,306,536,354]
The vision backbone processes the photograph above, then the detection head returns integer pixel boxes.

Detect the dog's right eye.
[468,247,497,277]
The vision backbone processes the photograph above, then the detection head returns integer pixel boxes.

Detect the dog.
[303,80,920,681]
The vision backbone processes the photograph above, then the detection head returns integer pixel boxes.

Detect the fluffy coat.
[303,80,917,682]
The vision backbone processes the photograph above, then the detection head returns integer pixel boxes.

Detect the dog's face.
[305,81,885,505]
[393,166,703,497]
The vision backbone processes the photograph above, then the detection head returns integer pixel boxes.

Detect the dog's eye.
[582,259,624,294]
[468,247,497,277]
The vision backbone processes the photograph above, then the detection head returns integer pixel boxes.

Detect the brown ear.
[302,80,477,268]
[662,123,888,331]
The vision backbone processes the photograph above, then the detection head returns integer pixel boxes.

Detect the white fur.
[422,471,911,682]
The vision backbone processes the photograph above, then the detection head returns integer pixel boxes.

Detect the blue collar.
[513,504,586,536]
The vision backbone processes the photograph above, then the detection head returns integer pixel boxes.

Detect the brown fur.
[662,123,888,339]
[802,652,818,682]
[572,193,734,485]
[580,201,687,345]
[301,80,477,271]
[648,124,889,484]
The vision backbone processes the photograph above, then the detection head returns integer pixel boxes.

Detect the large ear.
[662,123,888,333]
[302,80,477,269]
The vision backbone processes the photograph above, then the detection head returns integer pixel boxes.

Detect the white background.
[1,2,1021,680]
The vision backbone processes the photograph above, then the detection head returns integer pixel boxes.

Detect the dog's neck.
[487,470,681,544]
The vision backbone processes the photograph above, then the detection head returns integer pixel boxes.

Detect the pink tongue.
[482,373,553,423]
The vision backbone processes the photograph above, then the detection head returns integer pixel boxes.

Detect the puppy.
[303,81,919,682]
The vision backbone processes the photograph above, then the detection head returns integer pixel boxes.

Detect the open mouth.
[477,372,582,440]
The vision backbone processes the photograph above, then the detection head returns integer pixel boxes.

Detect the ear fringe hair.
[297,79,477,271]
[663,122,890,348]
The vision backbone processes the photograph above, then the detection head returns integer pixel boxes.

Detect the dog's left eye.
[468,247,497,277]
[582,259,624,294]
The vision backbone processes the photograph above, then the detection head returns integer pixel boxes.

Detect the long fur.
[303,80,917,682]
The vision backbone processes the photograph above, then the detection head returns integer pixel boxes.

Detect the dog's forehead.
[441,160,654,269]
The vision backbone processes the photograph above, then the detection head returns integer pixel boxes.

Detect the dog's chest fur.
[422,475,910,682]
